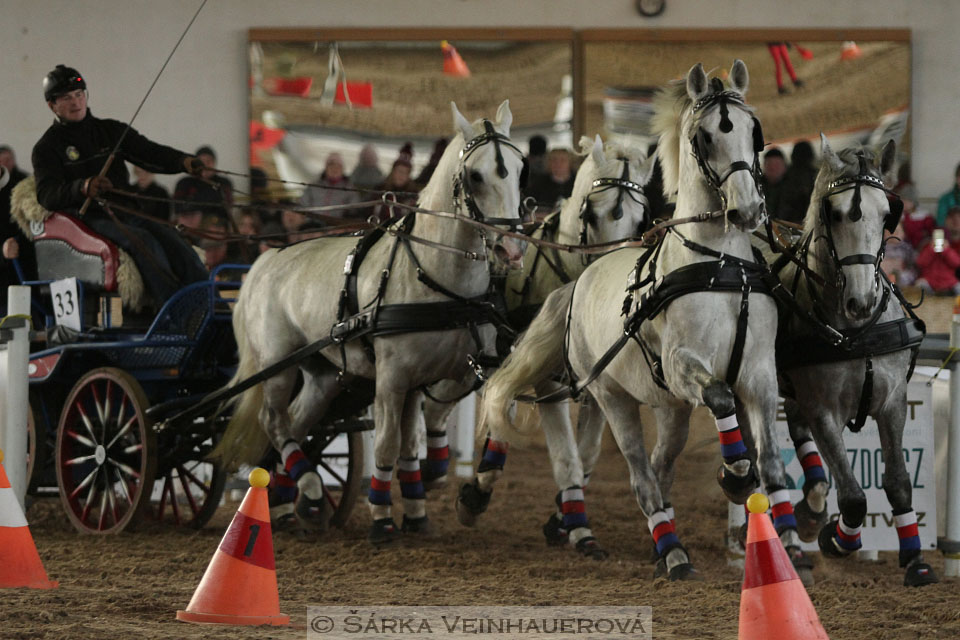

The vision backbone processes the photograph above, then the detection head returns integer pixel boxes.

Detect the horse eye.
[469,170,483,184]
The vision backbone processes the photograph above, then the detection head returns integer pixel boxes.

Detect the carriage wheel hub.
[95,444,107,466]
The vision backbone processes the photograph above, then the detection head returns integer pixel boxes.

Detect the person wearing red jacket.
[915,207,960,295]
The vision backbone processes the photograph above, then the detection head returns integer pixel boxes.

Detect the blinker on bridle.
[577,158,648,263]
[454,119,526,232]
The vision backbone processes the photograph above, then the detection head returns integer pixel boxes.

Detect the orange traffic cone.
[177,468,289,626]
[840,41,862,61]
[0,448,57,589]
[739,493,829,640]
[442,40,471,77]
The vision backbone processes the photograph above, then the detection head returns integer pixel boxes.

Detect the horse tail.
[480,282,574,440]
[209,285,270,470]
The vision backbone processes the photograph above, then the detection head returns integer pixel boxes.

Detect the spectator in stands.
[130,165,172,222]
[526,148,576,210]
[527,135,548,180]
[778,140,818,223]
[236,210,262,264]
[916,207,960,295]
[350,144,384,191]
[898,183,934,249]
[415,138,448,187]
[298,152,361,222]
[173,145,233,225]
[937,162,960,225]
[1,148,37,309]
[760,147,788,220]
[375,147,421,222]
[881,217,917,287]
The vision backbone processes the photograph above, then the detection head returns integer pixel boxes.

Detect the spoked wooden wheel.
[56,368,157,534]
[26,399,39,491]
[303,425,365,528]
[150,425,227,529]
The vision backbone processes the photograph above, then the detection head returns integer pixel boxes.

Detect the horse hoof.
[817,520,855,558]
[369,518,401,546]
[904,561,939,587]
[575,536,608,560]
[668,563,703,582]
[787,546,816,587]
[794,495,828,543]
[294,494,330,532]
[456,481,491,528]
[716,462,758,505]
[401,515,431,535]
[543,513,568,546]
[420,460,449,492]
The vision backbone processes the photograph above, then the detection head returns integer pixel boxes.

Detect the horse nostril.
[727,208,740,220]
[845,298,861,316]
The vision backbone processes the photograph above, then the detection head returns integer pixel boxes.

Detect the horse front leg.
[368,382,407,545]
[647,404,692,562]
[398,390,430,534]
[875,396,939,587]
[664,346,757,503]
[739,380,813,586]
[593,382,700,581]
[784,398,829,542]
[808,415,867,561]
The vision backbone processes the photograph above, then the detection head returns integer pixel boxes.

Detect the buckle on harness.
[467,354,487,382]
[343,251,357,275]
[331,313,369,343]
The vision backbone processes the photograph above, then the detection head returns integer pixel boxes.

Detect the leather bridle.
[578,157,648,261]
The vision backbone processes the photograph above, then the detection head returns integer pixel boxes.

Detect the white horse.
[418,136,656,505]
[772,136,938,587]
[459,61,808,581]
[212,100,526,543]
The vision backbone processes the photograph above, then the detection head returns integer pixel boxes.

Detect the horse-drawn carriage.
[12,188,367,534]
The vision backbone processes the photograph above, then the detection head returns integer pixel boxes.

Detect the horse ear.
[637,153,657,186]
[879,139,897,183]
[686,63,709,102]
[820,133,844,174]
[495,99,513,135]
[590,135,605,168]
[451,102,474,141]
[729,59,749,96]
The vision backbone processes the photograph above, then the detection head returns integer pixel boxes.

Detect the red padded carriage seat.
[32,212,121,292]
[9,176,148,311]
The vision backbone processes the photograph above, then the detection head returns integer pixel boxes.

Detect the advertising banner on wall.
[776,379,936,552]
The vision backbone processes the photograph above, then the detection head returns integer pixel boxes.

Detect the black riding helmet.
[43,64,86,102]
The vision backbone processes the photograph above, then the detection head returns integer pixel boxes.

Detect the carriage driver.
[31,64,210,308]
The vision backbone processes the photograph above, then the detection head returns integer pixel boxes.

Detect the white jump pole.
[452,393,477,478]
[945,360,960,577]
[0,286,31,510]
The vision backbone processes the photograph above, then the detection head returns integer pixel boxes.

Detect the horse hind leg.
[665,346,757,503]
[785,399,829,542]
[875,398,939,587]
[421,379,476,491]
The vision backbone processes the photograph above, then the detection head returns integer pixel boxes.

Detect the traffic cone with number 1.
[739,493,829,639]
[177,468,289,626]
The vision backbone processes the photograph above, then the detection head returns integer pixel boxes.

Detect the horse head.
[684,60,766,231]
[451,100,526,269]
[812,135,900,321]
[574,135,654,247]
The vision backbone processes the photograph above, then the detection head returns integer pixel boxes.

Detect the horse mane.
[650,80,691,200]
[804,144,882,233]
[417,129,466,213]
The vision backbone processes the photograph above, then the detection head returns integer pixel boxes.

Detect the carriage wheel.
[303,426,365,528]
[150,428,227,529]
[55,368,157,534]
[25,399,40,492]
